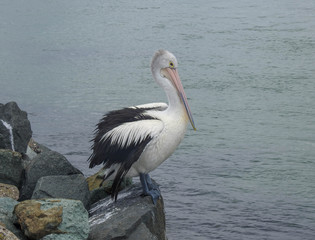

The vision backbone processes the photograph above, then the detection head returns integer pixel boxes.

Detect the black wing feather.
[88,107,157,168]
[111,135,152,200]
[88,107,161,200]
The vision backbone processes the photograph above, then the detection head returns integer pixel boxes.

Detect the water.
[1,0,315,239]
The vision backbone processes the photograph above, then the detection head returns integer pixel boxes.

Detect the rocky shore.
[0,102,166,240]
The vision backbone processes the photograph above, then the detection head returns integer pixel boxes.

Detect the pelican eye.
[169,61,175,68]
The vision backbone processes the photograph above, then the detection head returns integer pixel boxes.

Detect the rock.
[14,199,89,240]
[0,183,19,200]
[87,171,132,205]
[88,182,166,240]
[0,102,32,153]
[0,198,18,231]
[40,233,81,240]
[88,188,109,207]
[24,141,50,168]
[0,150,23,187]
[0,198,27,240]
[28,139,42,154]
[0,225,19,240]
[32,174,91,209]
[128,222,158,240]
[19,147,82,200]
[26,139,41,161]
[86,171,105,191]
[14,200,63,239]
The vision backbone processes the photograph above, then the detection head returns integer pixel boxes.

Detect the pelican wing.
[88,106,164,199]
[134,102,168,111]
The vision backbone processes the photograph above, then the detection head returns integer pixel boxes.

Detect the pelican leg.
[144,174,160,193]
[139,173,160,205]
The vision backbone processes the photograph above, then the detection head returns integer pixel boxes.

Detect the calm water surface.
[1,0,315,239]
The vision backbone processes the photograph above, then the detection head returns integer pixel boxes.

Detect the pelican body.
[88,50,196,204]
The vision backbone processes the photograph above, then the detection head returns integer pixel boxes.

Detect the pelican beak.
[161,68,196,130]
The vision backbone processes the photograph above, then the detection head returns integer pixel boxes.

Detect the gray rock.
[0,102,32,153]
[128,222,158,240]
[32,174,91,209]
[0,119,11,150]
[19,147,82,201]
[26,145,38,160]
[0,197,27,240]
[89,187,109,206]
[0,150,23,187]
[41,233,84,240]
[88,182,166,240]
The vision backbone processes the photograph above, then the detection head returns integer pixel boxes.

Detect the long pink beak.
[164,68,196,130]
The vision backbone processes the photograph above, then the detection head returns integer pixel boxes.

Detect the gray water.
[1,0,315,239]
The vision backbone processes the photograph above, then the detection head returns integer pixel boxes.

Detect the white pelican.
[88,50,196,204]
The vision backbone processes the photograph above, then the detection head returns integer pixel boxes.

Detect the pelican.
[88,50,196,204]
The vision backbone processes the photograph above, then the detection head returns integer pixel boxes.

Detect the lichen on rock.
[13,199,89,240]
[13,200,63,239]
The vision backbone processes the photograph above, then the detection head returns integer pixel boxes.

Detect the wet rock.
[32,174,91,209]
[14,199,89,240]
[88,182,166,240]
[0,225,19,240]
[0,150,23,187]
[19,147,82,201]
[0,102,32,153]
[0,183,19,200]
[0,198,26,240]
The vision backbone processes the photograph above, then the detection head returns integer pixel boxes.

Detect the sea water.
[1,0,314,239]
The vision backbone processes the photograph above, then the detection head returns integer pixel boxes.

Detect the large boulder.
[0,102,32,153]
[19,147,82,200]
[0,197,27,240]
[32,174,91,209]
[13,199,89,240]
[88,182,166,240]
[0,150,23,187]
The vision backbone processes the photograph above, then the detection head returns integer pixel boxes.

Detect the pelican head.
[151,49,196,130]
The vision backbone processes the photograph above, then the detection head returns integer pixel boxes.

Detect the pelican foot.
[142,189,161,205]
[139,173,161,205]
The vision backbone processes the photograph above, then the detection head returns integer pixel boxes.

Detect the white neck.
[153,71,186,116]
[164,84,183,111]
